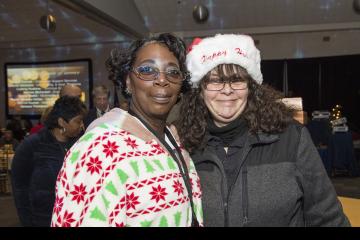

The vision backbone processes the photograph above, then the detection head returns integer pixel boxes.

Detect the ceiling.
[1,0,360,49]
[135,0,360,35]
[0,0,133,49]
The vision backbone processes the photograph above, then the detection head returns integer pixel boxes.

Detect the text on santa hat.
[201,48,247,64]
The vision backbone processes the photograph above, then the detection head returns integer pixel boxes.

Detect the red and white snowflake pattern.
[86,156,102,175]
[102,140,119,158]
[149,185,168,203]
[51,117,203,227]
[124,137,139,149]
[172,180,184,196]
[70,183,87,204]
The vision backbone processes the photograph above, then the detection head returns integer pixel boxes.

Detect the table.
[318,132,360,177]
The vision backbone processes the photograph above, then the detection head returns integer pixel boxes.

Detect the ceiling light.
[40,14,56,33]
[193,4,209,23]
[40,0,56,33]
[354,0,360,14]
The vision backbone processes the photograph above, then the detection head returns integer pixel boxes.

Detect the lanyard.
[128,109,199,227]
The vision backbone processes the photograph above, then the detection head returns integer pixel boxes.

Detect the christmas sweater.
[51,108,203,227]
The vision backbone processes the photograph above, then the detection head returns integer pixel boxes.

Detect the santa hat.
[186,34,263,87]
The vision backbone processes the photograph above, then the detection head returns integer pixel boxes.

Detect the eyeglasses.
[131,65,185,84]
[204,78,248,91]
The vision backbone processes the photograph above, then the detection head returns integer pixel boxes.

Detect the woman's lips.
[217,99,237,106]
[152,94,171,103]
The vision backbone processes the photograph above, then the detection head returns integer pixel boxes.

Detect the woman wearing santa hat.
[176,34,350,227]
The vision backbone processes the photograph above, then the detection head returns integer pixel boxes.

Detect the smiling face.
[202,64,249,127]
[94,94,109,112]
[126,42,183,123]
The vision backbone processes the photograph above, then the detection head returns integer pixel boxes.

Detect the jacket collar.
[249,131,279,145]
[194,131,280,165]
[205,130,279,146]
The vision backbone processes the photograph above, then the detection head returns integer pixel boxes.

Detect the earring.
[125,88,132,95]
[60,127,66,134]
[176,93,182,103]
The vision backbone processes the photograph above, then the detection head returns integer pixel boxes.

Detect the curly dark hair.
[105,33,192,98]
[176,64,295,153]
[44,96,87,130]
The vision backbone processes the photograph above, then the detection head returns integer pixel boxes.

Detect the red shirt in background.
[29,123,44,135]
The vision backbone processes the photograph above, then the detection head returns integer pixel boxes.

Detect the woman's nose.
[153,72,170,86]
[221,82,234,94]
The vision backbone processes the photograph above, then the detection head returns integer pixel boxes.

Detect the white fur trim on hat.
[186,34,263,87]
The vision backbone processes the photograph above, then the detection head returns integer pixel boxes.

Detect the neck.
[129,105,167,137]
[51,128,68,142]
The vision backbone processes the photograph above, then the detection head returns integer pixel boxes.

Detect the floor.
[331,176,360,199]
[338,196,360,227]
[0,194,20,227]
[1,176,359,227]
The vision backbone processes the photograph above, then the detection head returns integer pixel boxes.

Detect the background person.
[29,106,53,135]
[59,84,82,98]
[11,96,86,226]
[83,84,111,128]
[0,128,19,151]
[6,115,32,142]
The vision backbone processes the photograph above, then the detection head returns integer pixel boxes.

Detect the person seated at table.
[6,115,32,142]
[0,128,19,151]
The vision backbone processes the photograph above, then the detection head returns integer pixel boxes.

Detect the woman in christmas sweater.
[51,33,203,227]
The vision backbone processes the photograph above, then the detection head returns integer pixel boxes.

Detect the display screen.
[5,59,92,118]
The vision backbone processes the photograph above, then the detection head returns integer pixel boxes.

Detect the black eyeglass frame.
[204,79,248,91]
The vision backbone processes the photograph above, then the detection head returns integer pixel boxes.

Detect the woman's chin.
[217,112,238,121]
[213,114,238,126]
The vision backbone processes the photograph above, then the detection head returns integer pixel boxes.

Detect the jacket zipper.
[226,142,252,227]
[214,160,228,227]
[224,152,229,227]
[216,163,228,227]
[242,167,249,226]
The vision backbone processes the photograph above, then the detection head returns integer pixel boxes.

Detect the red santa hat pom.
[186,34,263,87]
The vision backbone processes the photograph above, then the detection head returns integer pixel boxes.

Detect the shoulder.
[85,108,126,132]
[14,130,44,155]
[22,129,44,145]
[281,120,305,138]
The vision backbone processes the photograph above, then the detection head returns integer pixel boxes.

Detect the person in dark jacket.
[176,34,350,227]
[83,84,111,129]
[11,96,86,227]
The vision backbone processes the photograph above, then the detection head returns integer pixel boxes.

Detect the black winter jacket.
[192,122,350,227]
[11,128,75,227]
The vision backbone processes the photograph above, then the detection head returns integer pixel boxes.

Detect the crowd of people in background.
[1,83,122,227]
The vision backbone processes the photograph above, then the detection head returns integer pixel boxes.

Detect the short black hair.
[106,33,191,98]
[44,96,87,129]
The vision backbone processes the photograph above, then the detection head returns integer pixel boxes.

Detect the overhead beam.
[53,0,148,39]
[168,22,360,38]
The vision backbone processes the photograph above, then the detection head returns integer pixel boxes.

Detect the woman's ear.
[57,117,66,128]
[125,75,132,95]
[200,88,204,99]
[176,93,183,104]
